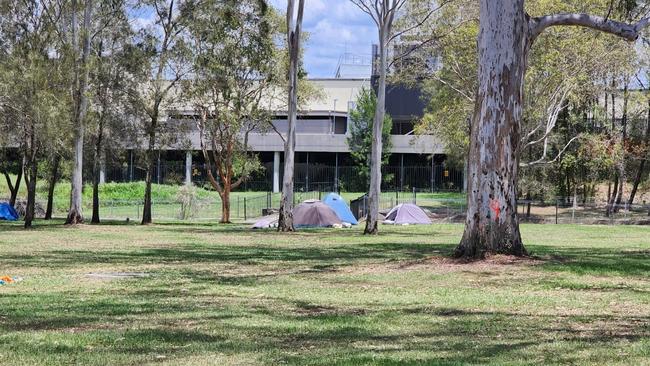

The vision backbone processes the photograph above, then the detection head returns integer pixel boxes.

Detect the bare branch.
[520,135,582,167]
[530,13,650,41]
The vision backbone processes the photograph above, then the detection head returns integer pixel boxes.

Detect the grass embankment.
[0,222,648,365]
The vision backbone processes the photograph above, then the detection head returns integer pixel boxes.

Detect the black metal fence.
[103,160,465,193]
[3,191,649,225]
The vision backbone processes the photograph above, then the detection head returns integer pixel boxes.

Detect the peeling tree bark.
[66,0,94,225]
[456,0,650,258]
[455,0,527,258]
[278,0,305,232]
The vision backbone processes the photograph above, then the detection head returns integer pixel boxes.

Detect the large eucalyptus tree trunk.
[455,0,649,258]
[455,0,528,257]
[364,26,389,235]
[278,0,305,232]
[66,0,93,225]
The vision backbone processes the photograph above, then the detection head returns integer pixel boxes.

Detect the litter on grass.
[0,276,23,285]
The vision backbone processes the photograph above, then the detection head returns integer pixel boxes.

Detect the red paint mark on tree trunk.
[490,199,501,220]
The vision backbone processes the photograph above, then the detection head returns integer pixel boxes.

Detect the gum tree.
[277,0,305,232]
[456,0,650,258]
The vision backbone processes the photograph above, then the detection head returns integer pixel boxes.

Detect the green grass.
[0,222,648,365]
[0,174,465,205]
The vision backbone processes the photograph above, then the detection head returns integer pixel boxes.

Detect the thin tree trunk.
[3,168,22,207]
[220,188,230,224]
[45,155,60,220]
[24,123,37,229]
[24,161,37,229]
[455,0,527,258]
[278,0,305,232]
[364,24,389,235]
[142,115,157,225]
[91,149,102,224]
[66,0,94,225]
[627,97,650,205]
[613,83,629,212]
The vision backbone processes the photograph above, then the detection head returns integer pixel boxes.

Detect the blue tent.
[0,203,19,221]
[323,193,358,225]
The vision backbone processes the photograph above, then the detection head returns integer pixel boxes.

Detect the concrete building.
[143,77,457,193]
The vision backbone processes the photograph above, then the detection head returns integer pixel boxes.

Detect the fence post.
[395,189,398,204]
[555,199,558,224]
[244,197,247,221]
[413,187,416,204]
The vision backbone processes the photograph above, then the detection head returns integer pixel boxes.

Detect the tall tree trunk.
[24,161,37,229]
[364,25,389,235]
[24,124,37,229]
[91,149,102,224]
[455,0,527,258]
[45,155,60,220]
[142,115,157,224]
[278,0,305,232]
[91,119,105,224]
[613,83,629,211]
[66,0,94,225]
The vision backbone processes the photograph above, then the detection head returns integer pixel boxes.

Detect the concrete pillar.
[99,150,106,184]
[129,150,134,182]
[430,154,434,193]
[334,152,339,193]
[156,151,161,184]
[400,154,405,191]
[273,151,280,193]
[463,160,468,193]
[185,151,192,185]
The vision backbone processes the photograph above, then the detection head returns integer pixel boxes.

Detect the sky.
[130,1,377,78]
[269,0,377,78]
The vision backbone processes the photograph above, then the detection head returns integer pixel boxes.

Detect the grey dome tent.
[293,200,342,228]
[383,203,431,225]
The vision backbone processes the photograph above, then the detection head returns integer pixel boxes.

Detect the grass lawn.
[0,222,649,365]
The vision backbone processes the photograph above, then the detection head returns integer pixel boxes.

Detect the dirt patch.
[293,302,367,317]
[398,254,544,271]
[85,272,151,280]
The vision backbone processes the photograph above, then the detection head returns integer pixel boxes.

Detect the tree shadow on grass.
[528,244,650,277]
[0,242,456,269]
[1,273,649,365]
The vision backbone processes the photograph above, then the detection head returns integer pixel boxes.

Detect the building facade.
[115,77,461,193]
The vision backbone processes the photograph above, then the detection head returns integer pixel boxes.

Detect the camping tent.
[323,193,358,225]
[0,203,19,221]
[293,200,342,228]
[252,214,278,229]
[384,203,431,225]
